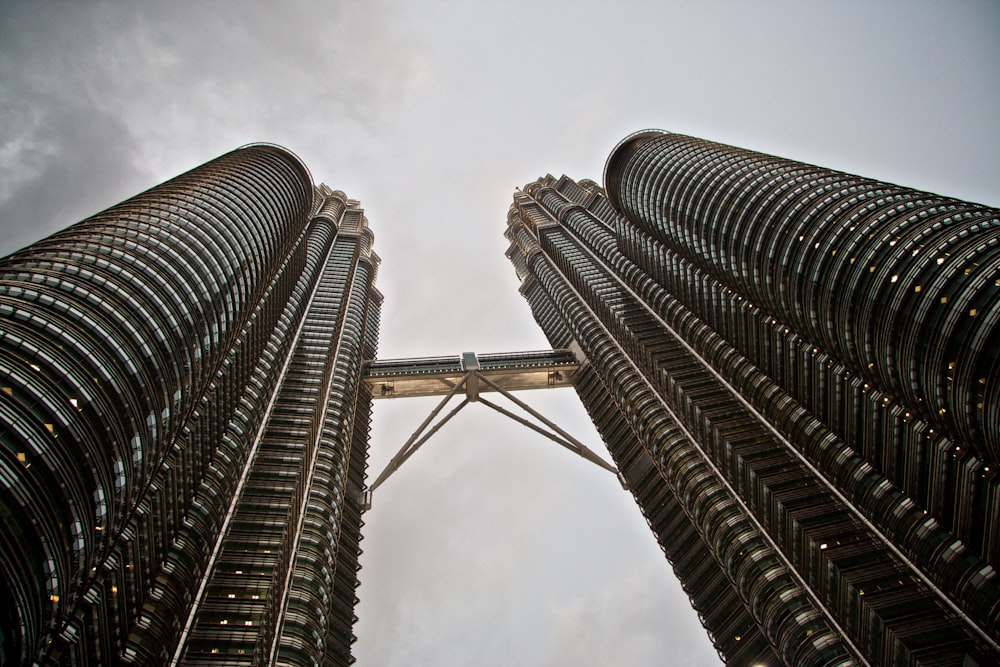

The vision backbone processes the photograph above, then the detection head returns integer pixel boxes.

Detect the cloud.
[0,0,432,256]
[542,563,720,667]
[0,102,152,256]
[0,3,155,254]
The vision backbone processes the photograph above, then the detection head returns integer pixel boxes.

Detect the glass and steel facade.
[506,131,1000,665]
[3,128,997,667]
[0,146,380,666]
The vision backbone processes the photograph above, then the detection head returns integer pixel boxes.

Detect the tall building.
[3,131,999,667]
[0,145,381,665]
[505,130,1000,665]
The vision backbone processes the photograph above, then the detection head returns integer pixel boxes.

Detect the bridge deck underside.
[363,350,579,399]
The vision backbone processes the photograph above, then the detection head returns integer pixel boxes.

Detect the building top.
[603,129,668,211]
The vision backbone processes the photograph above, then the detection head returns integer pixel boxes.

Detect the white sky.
[1,2,998,665]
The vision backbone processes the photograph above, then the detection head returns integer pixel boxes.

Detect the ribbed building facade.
[0,145,381,665]
[505,131,1000,665]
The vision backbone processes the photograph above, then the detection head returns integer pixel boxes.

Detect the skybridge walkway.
[363,349,579,399]
[359,349,624,507]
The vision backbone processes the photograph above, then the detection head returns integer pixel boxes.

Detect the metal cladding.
[4,129,999,667]
[0,148,380,665]
[506,132,1000,666]
[606,130,1000,461]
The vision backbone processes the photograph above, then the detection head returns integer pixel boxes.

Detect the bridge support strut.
[361,351,626,510]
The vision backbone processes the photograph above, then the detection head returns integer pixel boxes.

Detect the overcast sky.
[2,2,998,666]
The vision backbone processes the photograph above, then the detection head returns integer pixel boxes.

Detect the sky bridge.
[363,348,580,399]
[360,349,624,507]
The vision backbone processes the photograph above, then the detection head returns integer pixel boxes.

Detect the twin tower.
[1,131,998,666]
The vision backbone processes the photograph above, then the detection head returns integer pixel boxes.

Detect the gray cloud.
[543,562,719,667]
[0,3,155,253]
[0,0,428,238]
[0,96,152,255]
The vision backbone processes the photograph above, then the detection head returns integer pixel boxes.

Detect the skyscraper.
[3,130,998,667]
[505,130,1000,665]
[0,145,381,665]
